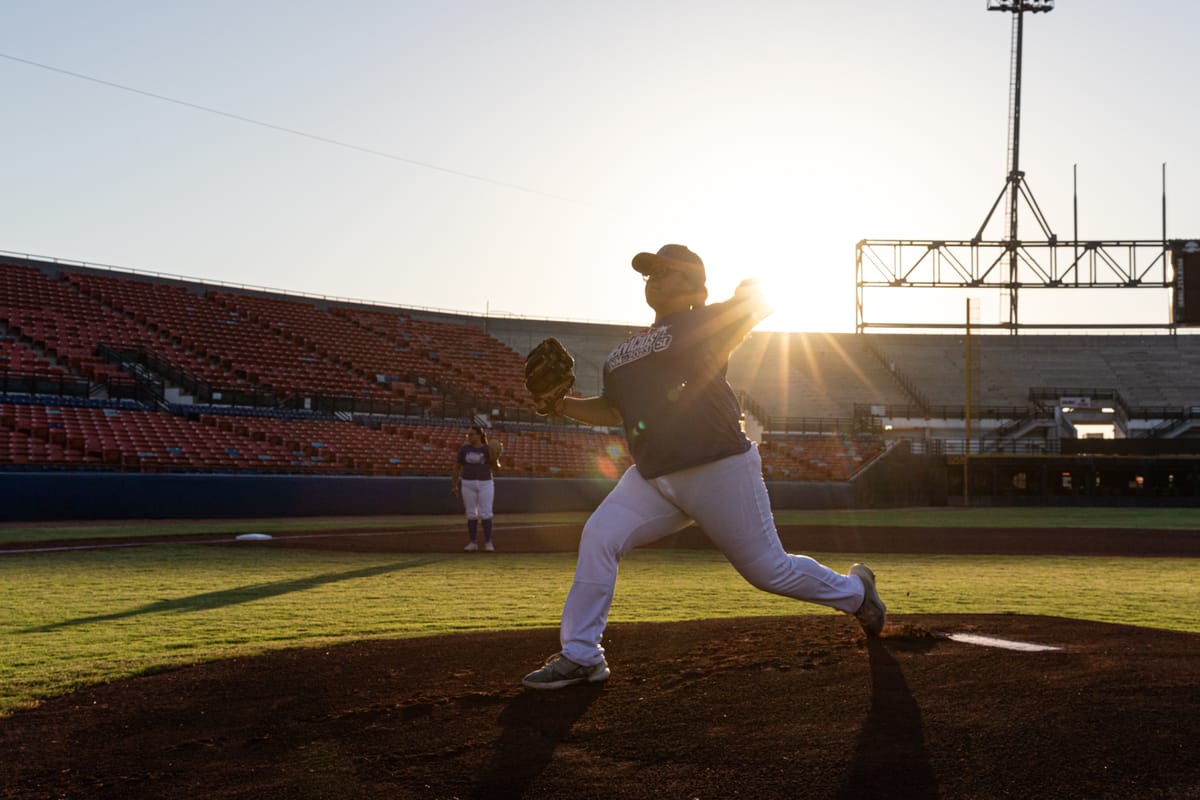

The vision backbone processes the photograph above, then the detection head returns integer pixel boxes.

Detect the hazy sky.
[3,1,1197,332]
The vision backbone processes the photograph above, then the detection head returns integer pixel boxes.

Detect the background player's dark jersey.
[456,444,494,481]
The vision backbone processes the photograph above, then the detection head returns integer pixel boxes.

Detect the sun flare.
[669,173,860,334]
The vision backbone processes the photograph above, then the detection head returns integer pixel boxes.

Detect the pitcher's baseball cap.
[632,244,706,287]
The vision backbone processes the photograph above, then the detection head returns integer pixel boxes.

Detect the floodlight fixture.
[987,1,1054,12]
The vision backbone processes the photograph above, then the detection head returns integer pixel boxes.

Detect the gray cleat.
[521,653,610,690]
[850,563,887,637]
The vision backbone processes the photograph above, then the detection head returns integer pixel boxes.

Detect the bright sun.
[669,172,861,333]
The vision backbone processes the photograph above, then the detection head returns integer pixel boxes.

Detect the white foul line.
[946,633,1062,652]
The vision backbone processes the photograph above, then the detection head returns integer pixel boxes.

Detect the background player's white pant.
[560,443,866,667]
[459,478,494,521]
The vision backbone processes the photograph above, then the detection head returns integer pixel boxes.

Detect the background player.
[521,244,886,689]
[451,424,503,552]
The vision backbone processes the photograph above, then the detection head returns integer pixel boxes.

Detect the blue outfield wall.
[0,472,859,521]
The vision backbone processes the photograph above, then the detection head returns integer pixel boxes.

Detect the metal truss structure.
[854,0,1179,333]
[855,239,1170,332]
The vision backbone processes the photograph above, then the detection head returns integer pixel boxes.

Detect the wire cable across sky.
[0,51,576,204]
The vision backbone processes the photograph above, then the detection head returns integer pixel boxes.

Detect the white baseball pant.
[459,478,495,520]
[559,442,866,667]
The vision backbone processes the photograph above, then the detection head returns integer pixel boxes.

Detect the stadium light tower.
[857,0,1171,334]
[975,0,1055,329]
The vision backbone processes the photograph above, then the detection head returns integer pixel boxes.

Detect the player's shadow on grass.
[21,558,436,633]
[837,636,938,800]
[471,684,604,799]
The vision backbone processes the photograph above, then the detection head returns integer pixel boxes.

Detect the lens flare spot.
[596,457,620,480]
[596,442,628,480]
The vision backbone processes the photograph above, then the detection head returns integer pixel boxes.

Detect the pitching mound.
[1,612,1197,799]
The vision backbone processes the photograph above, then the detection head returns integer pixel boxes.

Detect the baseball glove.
[524,337,575,415]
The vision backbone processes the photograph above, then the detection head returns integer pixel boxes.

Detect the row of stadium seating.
[0,401,639,477]
[758,435,887,482]
[0,335,59,375]
[0,396,883,481]
[729,329,1200,420]
[0,259,889,481]
[0,261,538,415]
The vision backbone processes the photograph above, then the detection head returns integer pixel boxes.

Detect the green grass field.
[5,506,1200,546]
[1,507,1196,717]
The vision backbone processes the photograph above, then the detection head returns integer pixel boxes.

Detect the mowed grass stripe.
[1,545,1196,716]
[6,506,1200,546]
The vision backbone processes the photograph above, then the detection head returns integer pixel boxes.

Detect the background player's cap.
[632,244,706,287]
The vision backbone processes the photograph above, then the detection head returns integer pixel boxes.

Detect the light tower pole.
[973,0,1056,332]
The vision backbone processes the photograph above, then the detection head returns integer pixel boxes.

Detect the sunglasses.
[642,266,691,283]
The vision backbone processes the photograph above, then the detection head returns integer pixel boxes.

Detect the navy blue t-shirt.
[456,444,494,481]
[602,298,756,479]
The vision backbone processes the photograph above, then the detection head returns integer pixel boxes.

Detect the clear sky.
[2,1,1197,332]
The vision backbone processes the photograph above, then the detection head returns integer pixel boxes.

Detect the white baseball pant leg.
[460,479,494,520]
[560,443,865,667]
